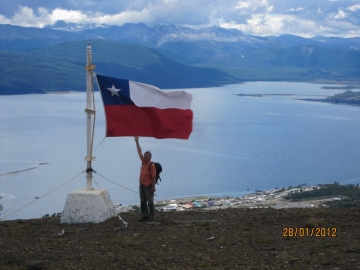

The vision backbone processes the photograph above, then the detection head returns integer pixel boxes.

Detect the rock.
[26,260,44,270]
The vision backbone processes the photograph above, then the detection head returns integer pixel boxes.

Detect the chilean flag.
[96,74,193,139]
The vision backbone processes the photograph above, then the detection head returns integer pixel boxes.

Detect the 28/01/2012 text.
[283,227,337,237]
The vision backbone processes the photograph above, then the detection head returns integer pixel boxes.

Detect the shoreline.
[1,184,354,220]
[236,89,360,107]
[155,184,355,210]
[2,80,360,95]
[114,185,337,213]
[0,166,38,177]
[0,163,50,177]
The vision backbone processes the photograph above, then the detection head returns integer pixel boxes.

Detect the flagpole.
[60,43,115,224]
[85,43,96,190]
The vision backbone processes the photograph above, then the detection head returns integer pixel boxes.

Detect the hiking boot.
[138,216,148,222]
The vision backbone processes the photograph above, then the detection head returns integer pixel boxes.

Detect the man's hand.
[151,186,156,193]
[135,135,143,160]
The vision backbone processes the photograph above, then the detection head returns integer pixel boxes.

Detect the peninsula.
[303,90,360,106]
[236,89,360,106]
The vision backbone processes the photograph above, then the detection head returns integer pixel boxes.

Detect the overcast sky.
[0,0,359,37]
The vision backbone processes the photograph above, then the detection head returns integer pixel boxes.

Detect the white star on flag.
[107,84,121,97]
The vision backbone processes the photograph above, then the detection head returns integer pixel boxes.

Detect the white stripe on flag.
[129,80,192,110]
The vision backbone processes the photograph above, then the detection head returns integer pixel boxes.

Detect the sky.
[0,0,360,37]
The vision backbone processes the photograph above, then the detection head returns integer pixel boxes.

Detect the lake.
[1,81,360,220]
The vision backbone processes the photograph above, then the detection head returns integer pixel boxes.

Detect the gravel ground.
[1,207,360,269]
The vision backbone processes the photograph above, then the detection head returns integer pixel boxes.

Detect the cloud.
[347,3,360,11]
[3,6,95,27]
[0,0,359,37]
[0,14,11,24]
[287,7,306,13]
[331,9,348,19]
[323,17,360,37]
[235,0,274,12]
[0,1,219,28]
[10,6,52,27]
[235,1,250,9]
[219,0,360,38]
[220,13,325,37]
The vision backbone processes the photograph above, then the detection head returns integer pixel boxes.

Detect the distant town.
[115,183,360,213]
[29,183,359,219]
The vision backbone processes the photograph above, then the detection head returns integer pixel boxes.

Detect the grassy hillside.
[2,38,360,95]
[0,40,237,95]
[285,183,360,208]
[180,46,360,82]
[0,50,84,94]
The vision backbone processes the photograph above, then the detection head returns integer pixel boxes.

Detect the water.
[1,81,360,220]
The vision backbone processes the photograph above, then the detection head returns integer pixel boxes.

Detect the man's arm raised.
[134,135,143,161]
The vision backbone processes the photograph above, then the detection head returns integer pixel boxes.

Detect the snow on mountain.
[140,24,265,47]
[45,20,110,32]
[45,21,264,47]
[154,25,257,46]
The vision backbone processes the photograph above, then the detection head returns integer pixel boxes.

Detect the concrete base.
[60,189,116,224]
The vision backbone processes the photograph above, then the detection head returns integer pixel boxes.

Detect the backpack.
[149,162,162,184]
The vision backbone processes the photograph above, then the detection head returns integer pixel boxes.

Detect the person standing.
[134,136,156,222]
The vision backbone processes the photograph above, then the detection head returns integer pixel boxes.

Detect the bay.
[1,81,360,220]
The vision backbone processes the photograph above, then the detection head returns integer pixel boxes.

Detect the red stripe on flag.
[104,105,193,139]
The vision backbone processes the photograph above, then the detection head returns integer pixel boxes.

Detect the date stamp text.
[283,227,337,237]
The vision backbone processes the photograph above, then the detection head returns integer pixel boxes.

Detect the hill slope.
[1,23,360,94]
[0,40,237,94]
[199,46,360,82]
[1,208,360,269]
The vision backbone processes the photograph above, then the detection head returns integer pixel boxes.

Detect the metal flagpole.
[85,43,96,190]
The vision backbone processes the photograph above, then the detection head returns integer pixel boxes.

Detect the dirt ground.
[1,207,360,269]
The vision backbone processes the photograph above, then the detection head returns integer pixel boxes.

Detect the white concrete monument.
[61,189,115,224]
[60,43,115,224]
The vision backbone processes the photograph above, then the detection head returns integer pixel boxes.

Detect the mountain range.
[0,22,360,94]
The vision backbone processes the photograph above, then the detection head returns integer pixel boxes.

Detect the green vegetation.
[0,40,237,95]
[322,86,360,90]
[0,50,84,94]
[2,38,360,95]
[285,183,360,208]
[323,90,360,105]
[332,91,360,98]
[200,46,360,83]
[302,90,360,105]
